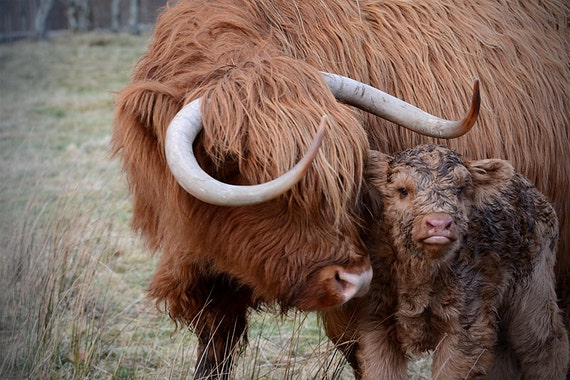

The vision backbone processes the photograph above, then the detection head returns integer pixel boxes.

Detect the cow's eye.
[398,188,409,198]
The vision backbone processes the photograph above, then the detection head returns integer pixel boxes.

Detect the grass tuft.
[0,193,116,378]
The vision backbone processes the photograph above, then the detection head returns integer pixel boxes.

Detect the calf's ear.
[467,159,515,190]
[362,150,392,217]
[366,150,391,183]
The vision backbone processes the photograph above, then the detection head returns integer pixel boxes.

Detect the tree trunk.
[64,0,91,32]
[128,0,140,35]
[34,0,56,40]
[111,0,121,33]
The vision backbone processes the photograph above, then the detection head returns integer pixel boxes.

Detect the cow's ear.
[468,158,514,185]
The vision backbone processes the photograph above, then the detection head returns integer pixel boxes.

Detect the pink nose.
[424,213,454,232]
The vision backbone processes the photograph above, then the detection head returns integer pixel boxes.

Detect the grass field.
[0,31,429,379]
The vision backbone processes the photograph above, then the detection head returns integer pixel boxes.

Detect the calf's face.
[367,144,514,262]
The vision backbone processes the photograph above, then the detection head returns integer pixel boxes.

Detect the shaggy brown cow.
[324,144,569,379]
[111,0,569,378]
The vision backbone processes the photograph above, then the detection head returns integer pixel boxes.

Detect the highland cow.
[325,144,569,379]
[111,0,569,378]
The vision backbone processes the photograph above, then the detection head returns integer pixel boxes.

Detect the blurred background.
[0,0,171,42]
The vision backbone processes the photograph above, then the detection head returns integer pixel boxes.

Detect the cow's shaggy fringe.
[113,8,370,238]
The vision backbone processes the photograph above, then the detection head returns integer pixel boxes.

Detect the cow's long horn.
[165,98,327,206]
[322,73,480,139]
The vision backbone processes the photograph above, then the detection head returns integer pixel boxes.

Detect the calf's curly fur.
[324,144,569,379]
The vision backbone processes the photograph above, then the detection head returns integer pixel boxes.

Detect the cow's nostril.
[334,268,373,303]
[334,271,342,283]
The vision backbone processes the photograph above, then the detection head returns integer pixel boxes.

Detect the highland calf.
[325,144,569,379]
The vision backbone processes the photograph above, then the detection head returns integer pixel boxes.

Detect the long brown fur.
[111,0,569,378]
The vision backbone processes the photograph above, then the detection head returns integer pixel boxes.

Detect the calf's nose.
[424,213,454,232]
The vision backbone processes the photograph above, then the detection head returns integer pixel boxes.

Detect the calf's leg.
[355,320,407,380]
[431,324,496,379]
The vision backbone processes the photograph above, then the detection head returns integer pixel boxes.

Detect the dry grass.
[0,31,430,379]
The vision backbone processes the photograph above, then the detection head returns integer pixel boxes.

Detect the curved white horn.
[165,98,327,206]
[322,72,480,139]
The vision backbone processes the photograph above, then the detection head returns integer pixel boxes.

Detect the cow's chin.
[292,261,373,311]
